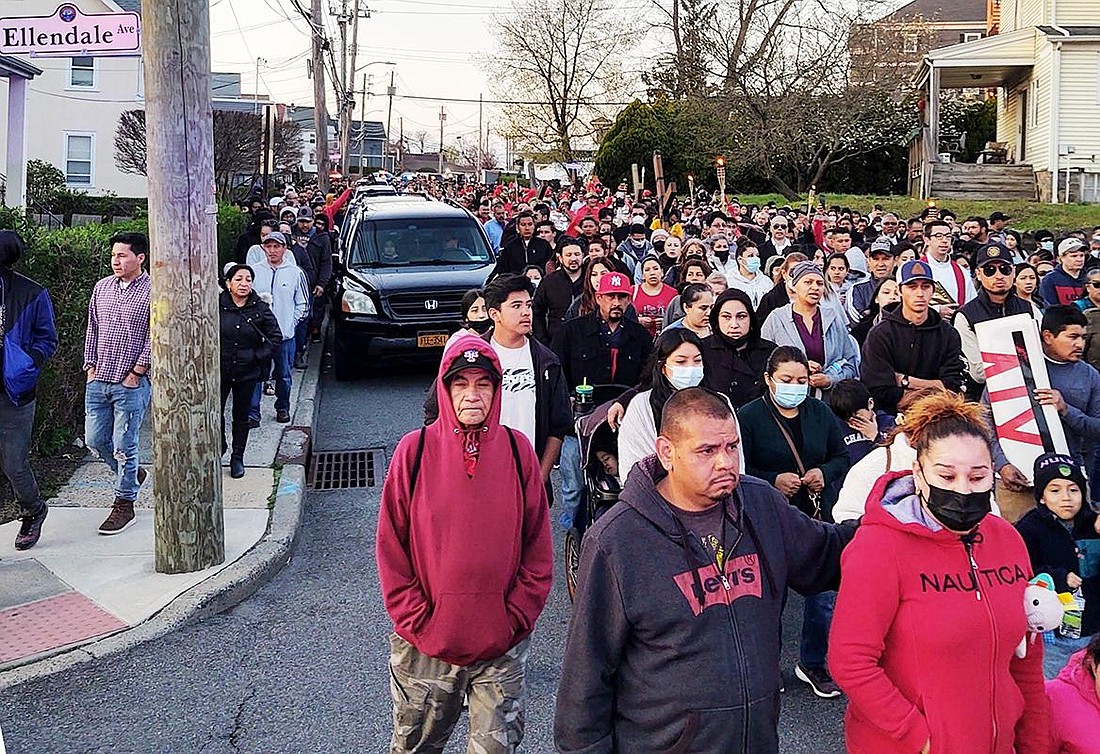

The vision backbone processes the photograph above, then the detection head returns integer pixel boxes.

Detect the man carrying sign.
[991,306,1100,505]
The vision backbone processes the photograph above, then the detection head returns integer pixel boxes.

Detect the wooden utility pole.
[344,0,363,176]
[311,0,331,193]
[385,69,396,173]
[144,0,224,573]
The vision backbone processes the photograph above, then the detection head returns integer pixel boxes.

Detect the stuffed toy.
[1015,573,1076,658]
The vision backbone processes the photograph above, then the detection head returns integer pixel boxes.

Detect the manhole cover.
[308,449,386,490]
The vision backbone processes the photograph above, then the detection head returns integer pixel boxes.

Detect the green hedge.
[3,204,249,454]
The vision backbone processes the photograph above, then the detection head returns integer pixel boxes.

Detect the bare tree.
[114,110,303,198]
[411,130,429,153]
[488,0,634,166]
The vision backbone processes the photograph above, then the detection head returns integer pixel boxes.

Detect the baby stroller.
[565,384,630,602]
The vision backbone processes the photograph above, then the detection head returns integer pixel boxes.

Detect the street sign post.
[0,4,141,57]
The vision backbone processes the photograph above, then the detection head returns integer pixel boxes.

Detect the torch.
[715,156,726,206]
[687,173,695,202]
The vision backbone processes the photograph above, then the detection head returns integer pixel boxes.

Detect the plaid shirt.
[83,272,152,384]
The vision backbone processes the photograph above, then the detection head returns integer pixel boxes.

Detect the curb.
[0,343,322,690]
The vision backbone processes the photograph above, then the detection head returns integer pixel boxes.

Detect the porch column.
[5,74,28,209]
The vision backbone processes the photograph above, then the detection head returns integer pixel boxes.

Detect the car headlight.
[341,289,377,315]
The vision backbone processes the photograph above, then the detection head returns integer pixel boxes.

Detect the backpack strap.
[408,427,427,499]
[505,427,527,502]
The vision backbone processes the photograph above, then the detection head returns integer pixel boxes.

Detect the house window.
[69,57,96,88]
[961,32,984,43]
[65,133,94,187]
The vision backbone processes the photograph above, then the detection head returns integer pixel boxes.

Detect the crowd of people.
[376,180,1100,753]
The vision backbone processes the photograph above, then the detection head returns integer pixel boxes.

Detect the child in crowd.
[1046,632,1100,753]
[826,379,895,465]
[1015,452,1100,678]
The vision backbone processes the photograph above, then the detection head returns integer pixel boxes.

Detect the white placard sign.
[974,313,1068,484]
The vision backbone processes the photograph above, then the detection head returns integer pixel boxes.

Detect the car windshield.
[350,217,492,267]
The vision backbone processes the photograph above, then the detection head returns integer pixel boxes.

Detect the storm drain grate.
[309,449,387,490]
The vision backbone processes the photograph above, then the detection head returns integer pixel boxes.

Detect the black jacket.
[532,268,581,344]
[551,312,653,392]
[755,284,789,325]
[860,303,964,414]
[290,231,333,290]
[1015,504,1099,635]
[956,288,1034,328]
[554,456,856,753]
[219,291,282,384]
[235,223,263,264]
[737,394,851,520]
[491,236,552,279]
[702,335,776,410]
[423,332,572,459]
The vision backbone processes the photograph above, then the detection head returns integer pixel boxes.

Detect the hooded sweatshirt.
[829,471,1049,754]
[860,303,964,414]
[376,336,553,666]
[1045,648,1100,753]
[554,456,856,754]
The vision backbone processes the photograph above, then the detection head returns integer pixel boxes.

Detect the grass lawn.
[732,193,1100,233]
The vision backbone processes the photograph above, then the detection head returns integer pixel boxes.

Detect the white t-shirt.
[492,337,538,449]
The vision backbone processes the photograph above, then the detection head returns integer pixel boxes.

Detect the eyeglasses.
[981,263,1013,277]
[1087,281,1100,289]
[926,232,951,240]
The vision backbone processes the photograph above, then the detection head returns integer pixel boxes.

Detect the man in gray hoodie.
[555,388,856,753]
[249,232,309,424]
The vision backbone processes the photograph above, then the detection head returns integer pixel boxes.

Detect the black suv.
[329,196,494,379]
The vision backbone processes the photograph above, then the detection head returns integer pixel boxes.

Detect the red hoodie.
[376,335,553,666]
[1046,649,1100,753]
[829,471,1049,754]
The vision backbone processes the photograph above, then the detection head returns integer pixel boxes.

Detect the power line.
[396,93,643,106]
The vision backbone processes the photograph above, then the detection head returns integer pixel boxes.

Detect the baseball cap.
[1058,237,1086,255]
[869,237,897,257]
[898,259,934,285]
[974,242,1013,267]
[596,271,632,295]
[441,345,501,384]
[297,206,314,220]
[262,231,287,246]
[989,211,1011,222]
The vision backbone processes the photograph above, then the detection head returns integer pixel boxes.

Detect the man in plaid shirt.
[83,232,152,535]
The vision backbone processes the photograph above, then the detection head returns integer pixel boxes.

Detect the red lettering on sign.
[988,385,1029,402]
[997,408,1042,446]
[981,351,1019,380]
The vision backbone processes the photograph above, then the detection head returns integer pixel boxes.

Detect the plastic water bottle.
[1059,589,1085,640]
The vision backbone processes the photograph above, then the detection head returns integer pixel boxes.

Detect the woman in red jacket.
[829,392,1049,754]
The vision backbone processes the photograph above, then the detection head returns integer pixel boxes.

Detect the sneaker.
[794,663,841,699]
[293,354,306,369]
[248,417,261,429]
[263,381,275,396]
[275,409,291,423]
[15,504,48,550]
[98,498,136,536]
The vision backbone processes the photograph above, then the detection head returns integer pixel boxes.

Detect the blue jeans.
[250,337,295,419]
[85,378,151,502]
[559,435,583,529]
[1042,631,1091,679]
[800,590,836,670]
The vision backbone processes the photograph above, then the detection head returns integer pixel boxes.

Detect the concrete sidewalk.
[0,345,320,684]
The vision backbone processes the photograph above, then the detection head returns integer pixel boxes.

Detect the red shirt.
[632,283,678,337]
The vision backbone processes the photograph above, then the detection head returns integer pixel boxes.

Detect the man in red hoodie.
[377,335,553,753]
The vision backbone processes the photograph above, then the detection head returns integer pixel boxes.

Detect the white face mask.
[666,364,704,390]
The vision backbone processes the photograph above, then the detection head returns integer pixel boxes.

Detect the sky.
[208,0,522,158]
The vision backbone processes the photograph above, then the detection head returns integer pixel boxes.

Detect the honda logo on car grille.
[424,299,439,310]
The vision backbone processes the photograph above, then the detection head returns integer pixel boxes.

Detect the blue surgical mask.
[667,365,704,390]
[745,257,761,274]
[772,382,808,409]
[1040,240,1054,252]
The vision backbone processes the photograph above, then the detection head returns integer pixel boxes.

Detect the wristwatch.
[901,375,910,389]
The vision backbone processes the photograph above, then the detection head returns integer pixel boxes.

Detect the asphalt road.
[0,360,845,753]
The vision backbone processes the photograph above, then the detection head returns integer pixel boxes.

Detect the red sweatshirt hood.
[864,470,993,544]
[433,334,503,437]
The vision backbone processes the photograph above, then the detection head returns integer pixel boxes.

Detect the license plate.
[417,332,449,348]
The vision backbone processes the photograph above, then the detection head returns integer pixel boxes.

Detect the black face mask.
[919,466,992,532]
[468,318,492,335]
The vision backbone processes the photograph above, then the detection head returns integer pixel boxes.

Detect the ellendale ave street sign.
[0,3,141,57]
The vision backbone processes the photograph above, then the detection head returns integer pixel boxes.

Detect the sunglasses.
[981,263,1013,276]
[1088,281,1100,289]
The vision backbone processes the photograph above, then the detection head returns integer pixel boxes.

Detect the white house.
[915,0,1100,202]
[0,0,146,199]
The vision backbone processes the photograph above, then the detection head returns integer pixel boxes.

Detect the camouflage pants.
[388,633,529,754]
